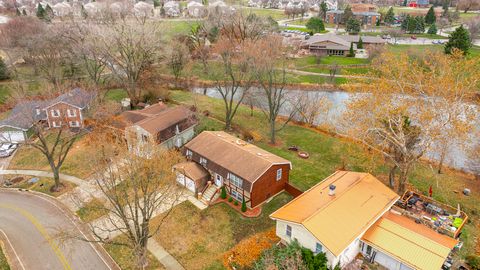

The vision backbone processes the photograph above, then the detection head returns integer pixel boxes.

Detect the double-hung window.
[228,173,243,188]
[69,121,79,127]
[286,225,292,238]
[186,149,193,159]
[276,168,282,181]
[51,109,60,117]
[67,109,76,117]
[315,243,323,254]
[199,157,207,166]
[230,189,243,202]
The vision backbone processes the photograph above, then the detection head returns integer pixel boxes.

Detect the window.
[276,169,282,181]
[186,149,193,158]
[199,157,207,166]
[67,109,76,117]
[35,108,41,115]
[315,243,323,254]
[228,173,243,188]
[51,109,60,117]
[69,121,79,127]
[366,245,372,256]
[286,225,292,237]
[230,189,243,202]
[141,134,148,143]
[52,121,61,127]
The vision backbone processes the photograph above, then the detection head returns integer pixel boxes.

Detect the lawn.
[76,198,109,223]
[169,90,480,258]
[0,245,9,270]
[8,133,99,179]
[241,7,288,20]
[104,235,164,270]
[150,192,292,270]
[105,88,128,102]
[290,56,370,75]
[4,175,76,197]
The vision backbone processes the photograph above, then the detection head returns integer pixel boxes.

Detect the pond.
[192,87,479,173]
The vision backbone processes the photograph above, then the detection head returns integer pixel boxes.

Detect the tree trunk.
[52,167,61,191]
[270,119,276,145]
[388,165,397,189]
[437,146,447,174]
[137,222,150,269]
[398,169,409,194]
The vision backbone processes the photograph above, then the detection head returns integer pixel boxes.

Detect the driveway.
[0,189,119,270]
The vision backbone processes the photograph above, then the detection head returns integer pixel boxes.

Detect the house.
[302,33,385,56]
[134,1,154,17]
[177,131,292,207]
[164,1,180,17]
[271,171,466,270]
[407,0,430,8]
[0,100,48,143]
[52,2,72,16]
[187,1,205,17]
[326,4,380,25]
[121,103,197,153]
[43,88,95,129]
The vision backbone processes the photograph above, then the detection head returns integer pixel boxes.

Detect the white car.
[0,143,17,158]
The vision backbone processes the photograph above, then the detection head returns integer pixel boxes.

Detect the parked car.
[0,143,17,158]
[411,35,417,40]
[381,34,391,39]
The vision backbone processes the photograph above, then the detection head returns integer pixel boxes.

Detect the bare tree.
[87,140,185,269]
[209,37,254,130]
[293,92,332,127]
[465,15,480,41]
[344,51,479,193]
[166,42,190,87]
[95,18,163,106]
[457,0,480,12]
[249,35,296,144]
[383,28,403,44]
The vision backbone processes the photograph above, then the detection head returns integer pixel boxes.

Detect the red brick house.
[43,88,95,129]
[176,131,292,208]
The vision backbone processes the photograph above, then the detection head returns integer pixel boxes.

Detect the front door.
[215,174,223,187]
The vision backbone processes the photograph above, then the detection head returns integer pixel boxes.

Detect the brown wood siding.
[250,164,290,208]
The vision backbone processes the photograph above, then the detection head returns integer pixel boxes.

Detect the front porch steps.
[201,185,219,205]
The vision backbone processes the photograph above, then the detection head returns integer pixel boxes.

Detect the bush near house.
[467,255,480,270]
[222,228,279,269]
[220,186,227,199]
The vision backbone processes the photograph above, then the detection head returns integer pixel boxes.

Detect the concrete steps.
[201,185,218,204]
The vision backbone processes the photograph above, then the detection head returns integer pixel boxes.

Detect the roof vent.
[328,184,336,196]
[235,139,246,146]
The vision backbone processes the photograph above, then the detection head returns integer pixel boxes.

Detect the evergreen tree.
[415,16,425,33]
[36,3,46,20]
[445,25,471,55]
[385,7,395,25]
[22,9,27,16]
[153,0,160,8]
[343,5,354,24]
[16,8,21,16]
[358,37,364,49]
[376,18,380,26]
[425,6,436,24]
[348,42,355,57]
[306,17,325,33]
[220,186,227,199]
[407,16,417,33]
[428,23,438,34]
[241,198,247,212]
[45,4,54,21]
[320,1,328,20]
[401,15,410,31]
[81,4,87,19]
[403,0,407,6]
[346,18,361,34]
[0,58,9,81]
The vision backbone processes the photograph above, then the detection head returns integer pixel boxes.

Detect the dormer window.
[36,108,41,115]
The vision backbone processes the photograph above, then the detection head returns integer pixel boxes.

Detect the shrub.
[241,198,247,212]
[467,255,480,270]
[0,58,9,81]
[254,240,305,269]
[220,186,227,199]
[234,200,239,206]
[228,197,233,202]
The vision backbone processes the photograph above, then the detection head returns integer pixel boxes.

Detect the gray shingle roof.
[45,88,95,109]
[0,100,49,130]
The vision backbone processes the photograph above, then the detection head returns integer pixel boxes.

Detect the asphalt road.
[0,189,118,270]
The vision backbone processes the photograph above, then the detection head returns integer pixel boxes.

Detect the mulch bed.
[212,197,262,218]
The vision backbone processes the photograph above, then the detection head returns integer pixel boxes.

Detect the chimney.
[328,184,336,196]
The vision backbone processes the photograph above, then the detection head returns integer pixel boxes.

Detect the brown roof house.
[121,103,198,155]
[176,131,292,207]
[302,33,385,56]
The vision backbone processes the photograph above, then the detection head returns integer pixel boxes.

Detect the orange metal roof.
[270,171,399,256]
[362,212,457,270]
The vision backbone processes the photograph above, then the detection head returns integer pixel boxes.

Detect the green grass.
[241,7,288,20]
[105,88,128,102]
[151,193,291,270]
[104,235,163,270]
[76,198,109,223]
[169,90,479,258]
[0,245,10,270]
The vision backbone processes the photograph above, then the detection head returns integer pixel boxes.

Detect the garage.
[0,129,26,143]
[173,161,210,194]
[176,173,196,193]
